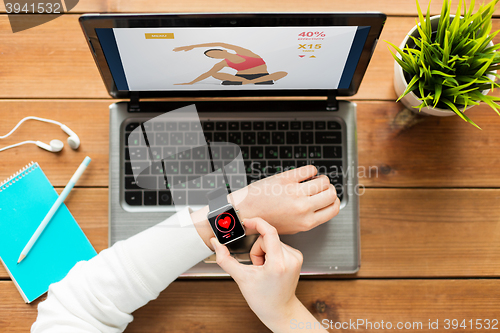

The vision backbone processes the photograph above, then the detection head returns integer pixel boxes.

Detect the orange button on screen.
[145,33,174,39]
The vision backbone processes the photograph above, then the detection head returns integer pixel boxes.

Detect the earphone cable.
[0,141,38,152]
[0,117,62,139]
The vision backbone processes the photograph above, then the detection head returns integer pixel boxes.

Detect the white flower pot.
[393,15,494,117]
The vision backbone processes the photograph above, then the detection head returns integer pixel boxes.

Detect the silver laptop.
[79,13,386,276]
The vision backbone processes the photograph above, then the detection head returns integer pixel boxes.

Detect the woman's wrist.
[257,297,302,332]
[228,187,258,235]
[190,205,214,251]
[260,297,327,333]
[191,187,259,251]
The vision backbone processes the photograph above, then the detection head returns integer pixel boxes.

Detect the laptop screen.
[80,13,386,97]
[95,26,370,92]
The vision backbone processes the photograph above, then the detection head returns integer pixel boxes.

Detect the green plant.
[387,0,500,128]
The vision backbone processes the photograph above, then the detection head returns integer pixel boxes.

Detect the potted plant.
[387,0,500,129]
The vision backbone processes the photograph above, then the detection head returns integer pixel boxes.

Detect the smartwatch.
[206,186,246,245]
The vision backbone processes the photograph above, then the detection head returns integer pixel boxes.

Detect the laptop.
[79,13,386,276]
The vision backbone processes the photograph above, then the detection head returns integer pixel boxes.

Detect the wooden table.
[1,1,499,332]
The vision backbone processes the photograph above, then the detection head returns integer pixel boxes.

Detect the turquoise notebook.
[0,162,97,303]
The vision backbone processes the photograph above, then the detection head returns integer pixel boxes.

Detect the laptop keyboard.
[123,119,344,206]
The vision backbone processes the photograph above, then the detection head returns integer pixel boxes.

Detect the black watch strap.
[207,186,229,212]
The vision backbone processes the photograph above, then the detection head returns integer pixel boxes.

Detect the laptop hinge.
[326,92,339,111]
[128,92,140,112]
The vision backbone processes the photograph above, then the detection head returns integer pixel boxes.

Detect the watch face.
[208,206,245,245]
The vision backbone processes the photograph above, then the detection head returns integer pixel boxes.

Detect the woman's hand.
[211,217,327,332]
[231,165,340,235]
[190,165,340,251]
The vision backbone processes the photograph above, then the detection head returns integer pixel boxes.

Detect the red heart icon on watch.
[218,216,232,229]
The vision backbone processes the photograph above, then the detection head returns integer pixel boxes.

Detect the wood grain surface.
[1,188,498,279]
[0,100,109,187]
[1,279,498,332]
[0,14,499,100]
[1,1,500,332]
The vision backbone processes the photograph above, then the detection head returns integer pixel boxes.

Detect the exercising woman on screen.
[173,42,288,85]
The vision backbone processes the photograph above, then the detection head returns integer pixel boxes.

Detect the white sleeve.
[31,207,213,333]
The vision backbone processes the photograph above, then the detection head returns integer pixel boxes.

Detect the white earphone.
[0,117,80,153]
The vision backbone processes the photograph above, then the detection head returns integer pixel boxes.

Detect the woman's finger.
[313,197,340,226]
[281,165,317,183]
[243,218,284,265]
[281,242,303,263]
[300,174,331,196]
[249,236,265,266]
[251,235,302,269]
[308,184,337,210]
[211,238,245,280]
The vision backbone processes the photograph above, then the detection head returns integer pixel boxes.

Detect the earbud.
[0,116,81,153]
[60,125,80,149]
[36,140,64,152]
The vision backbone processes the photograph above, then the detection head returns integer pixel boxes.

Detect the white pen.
[17,156,91,264]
